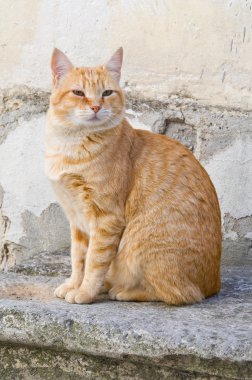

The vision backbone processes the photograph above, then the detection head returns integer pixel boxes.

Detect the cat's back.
[131,127,217,197]
[133,127,201,169]
[127,126,221,229]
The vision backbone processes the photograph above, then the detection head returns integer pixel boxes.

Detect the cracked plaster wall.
[0,87,70,268]
[0,0,251,268]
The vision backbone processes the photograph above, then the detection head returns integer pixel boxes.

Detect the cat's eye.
[72,90,85,97]
[102,90,113,97]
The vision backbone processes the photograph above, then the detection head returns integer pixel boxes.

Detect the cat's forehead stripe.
[75,68,106,97]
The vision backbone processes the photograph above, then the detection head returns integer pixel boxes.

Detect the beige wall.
[0,0,252,110]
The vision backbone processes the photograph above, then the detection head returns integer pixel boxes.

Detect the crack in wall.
[223,213,252,239]
[127,93,252,163]
[0,242,17,270]
[163,119,196,153]
[20,203,70,256]
[0,85,49,145]
[0,184,24,270]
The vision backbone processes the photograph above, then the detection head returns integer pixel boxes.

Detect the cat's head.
[49,48,125,135]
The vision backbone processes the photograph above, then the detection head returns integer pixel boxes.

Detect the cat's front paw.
[108,287,121,300]
[64,289,80,303]
[75,289,94,304]
[54,282,78,299]
[65,288,94,304]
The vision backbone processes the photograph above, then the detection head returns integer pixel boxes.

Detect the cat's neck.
[46,107,127,149]
[45,117,128,157]
[45,118,135,182]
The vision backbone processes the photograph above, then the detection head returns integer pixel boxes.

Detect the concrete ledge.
[0,265,251,379]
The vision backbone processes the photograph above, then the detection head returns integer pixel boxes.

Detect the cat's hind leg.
[105,249,159,302]
[109,286,159,302]
[143,251,205,305]
[105,245,204,305]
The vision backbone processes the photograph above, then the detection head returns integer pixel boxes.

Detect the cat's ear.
[105,47,123,82]
[51,48,73,86]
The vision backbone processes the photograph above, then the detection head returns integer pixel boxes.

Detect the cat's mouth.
[87,113,106,123]
[72,109,112,127]
[88,114,99,121]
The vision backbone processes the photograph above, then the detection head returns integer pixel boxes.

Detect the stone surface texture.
[0,261,251,379]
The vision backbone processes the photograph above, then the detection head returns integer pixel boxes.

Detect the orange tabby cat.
[45,47,221,305]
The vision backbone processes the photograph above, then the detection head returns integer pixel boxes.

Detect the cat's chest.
[45,153,86,182]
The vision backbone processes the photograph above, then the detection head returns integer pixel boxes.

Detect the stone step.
[0,264,251,380]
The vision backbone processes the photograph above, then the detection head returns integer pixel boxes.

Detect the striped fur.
[45,48,221,305]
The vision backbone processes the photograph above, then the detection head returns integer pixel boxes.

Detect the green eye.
[72,90,85,97]
[102,90,113,97]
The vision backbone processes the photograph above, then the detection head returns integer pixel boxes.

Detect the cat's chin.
[73,119,110,131]
[70,112,124,134]
[81,117,108,127]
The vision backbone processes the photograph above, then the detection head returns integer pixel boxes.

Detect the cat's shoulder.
[133,127,187,151]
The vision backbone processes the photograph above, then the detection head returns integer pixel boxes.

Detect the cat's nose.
[90,105,101,113]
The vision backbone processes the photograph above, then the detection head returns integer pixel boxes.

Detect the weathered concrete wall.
[0,87,70,267]
[0,0,251,268]
[1,0,252,110]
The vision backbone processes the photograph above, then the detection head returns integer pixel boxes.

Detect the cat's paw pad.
[54,282,76,299]
[74,289,94,304]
